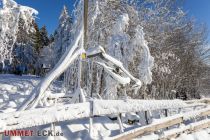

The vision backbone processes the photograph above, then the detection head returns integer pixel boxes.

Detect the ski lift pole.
[83,0,94,138]
[84,0,89,50]
[78,0,88,100]
[80,0,88,84]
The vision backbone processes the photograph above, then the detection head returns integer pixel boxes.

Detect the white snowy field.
[0,74,210,140]
[0,74,63,113]
[134,128,210,140]
[0,74,142,140]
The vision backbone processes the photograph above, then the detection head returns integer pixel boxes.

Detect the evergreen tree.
[12,16,34,75]
[49,34,55,43]
[40,26,50,47]
[12,16,27,74]
[27,21,43,75]
[32,22,42,54]
[16,17,30,44]
[53,5,72,63]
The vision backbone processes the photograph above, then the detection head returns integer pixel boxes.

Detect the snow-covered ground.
[0,74,144,139]
[135,128,210,140]
[0,74,210,140]
[0,74,40,113]
[0,74,63,113]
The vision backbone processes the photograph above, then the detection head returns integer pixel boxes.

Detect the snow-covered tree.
[11,16,35,75]
[31,22,42,55]
[53,5,72,64]
[63,0,154,99]
[133,0,208,99]
[64,0,207,100]
[0,0,37,66]
[49,5,77,91]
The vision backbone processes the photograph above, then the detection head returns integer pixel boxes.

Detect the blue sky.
[184,0,210,41]
[15,0,76,35]
[14,0,210,41]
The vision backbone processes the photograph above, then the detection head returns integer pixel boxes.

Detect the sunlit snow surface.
[0,74,140,140]
[0,74,62,113]
[134,129,210,140]
[0,75,210,139]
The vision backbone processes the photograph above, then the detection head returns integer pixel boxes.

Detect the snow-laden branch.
[19,41,142,111]
[96,61,131,85]
[87,46,142,88]
[18,28,84,111]
[102,53,142,88]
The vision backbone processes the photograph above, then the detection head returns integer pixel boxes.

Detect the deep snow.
[0,74,210,140]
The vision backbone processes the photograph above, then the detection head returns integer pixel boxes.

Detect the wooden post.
[84,0,89,50]
[50,122,56,140]
[78,0,89,94]
[164,109,169,130]
[193,106,197,122]
[81,0,93,138]
[89,100,94,138]
[177,108,182,128]
[178,108,181,113]
[164,109,168,117]
[145,111,149,125]
[82,0,94,138]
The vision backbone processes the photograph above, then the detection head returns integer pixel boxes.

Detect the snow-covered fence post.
[50,97,57,140]
[192,106,197,123]
[89,100,94,138]
[49,123,56,140]
[178,108,182,113]
[177,108,182,128]
[117,114,124,133]
[82,0,94,138]
[82,0,93,137]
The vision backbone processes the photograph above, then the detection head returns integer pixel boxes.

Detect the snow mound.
[0,74,62,112]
